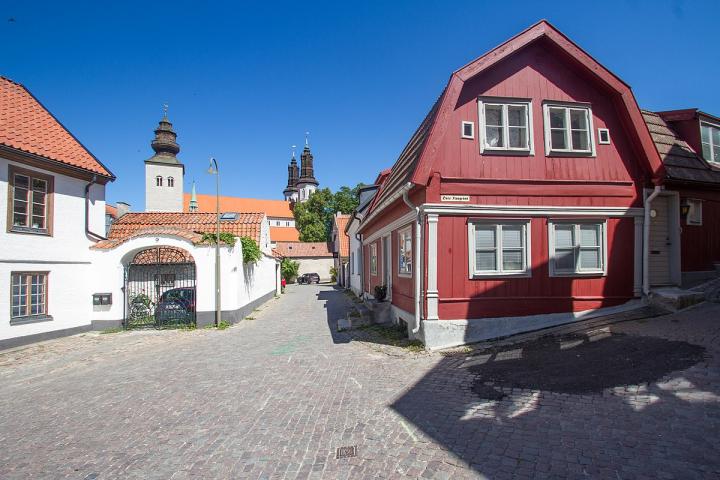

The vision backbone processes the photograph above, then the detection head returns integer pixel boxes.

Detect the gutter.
[402,183,423,334]
[643,186,663,296]
[85,176,107,241]
[352,211,365,298]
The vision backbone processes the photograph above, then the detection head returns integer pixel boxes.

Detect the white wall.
[145,162,183,212]
[0,156,106,342]
[295,257,335,282]
[348,219,363,296]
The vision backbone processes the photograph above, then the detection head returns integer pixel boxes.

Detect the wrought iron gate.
[124,246,197,329]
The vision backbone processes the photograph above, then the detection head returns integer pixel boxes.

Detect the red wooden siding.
[437,215,635,320]
[677,188,720,272]
[431,40,646,205]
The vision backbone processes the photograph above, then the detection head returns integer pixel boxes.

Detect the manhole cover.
[336,445,357,459]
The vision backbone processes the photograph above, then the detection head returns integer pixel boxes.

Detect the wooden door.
[649,196,672,286]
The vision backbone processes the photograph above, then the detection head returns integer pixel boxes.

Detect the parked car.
[155,287,196,322]
[298,273,320,284]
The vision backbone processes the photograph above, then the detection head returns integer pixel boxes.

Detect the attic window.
[701,121,720,165]
[461,121,475,139]
[220,213,238,221]
[598,128,610,145]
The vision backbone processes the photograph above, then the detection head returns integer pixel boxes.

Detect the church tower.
[144,109,184,212]
[296,133,319,202]
[283,146,299,202]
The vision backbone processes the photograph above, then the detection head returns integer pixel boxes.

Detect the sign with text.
[441,194,470,202]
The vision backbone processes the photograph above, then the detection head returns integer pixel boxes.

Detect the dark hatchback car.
[155,287,196,322]
[298,273,320,284]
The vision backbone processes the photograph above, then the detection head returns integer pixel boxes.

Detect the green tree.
[293,184,364,242]
[280,258,300,282]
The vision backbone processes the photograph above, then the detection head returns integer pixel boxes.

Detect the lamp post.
[207,157,221,327]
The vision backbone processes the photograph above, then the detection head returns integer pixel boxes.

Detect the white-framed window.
[543,103,595,155]
[598,128,610,144]
[461,121,475,139]
[167,176,174,187]
[686,199,703,226]
[701,121,720,165]
[549,221,607,276]
[370,243,378,275]
[398,227,412,276]
[11,272,48,319]
[478,98,533,153]
[156,176,163,187]
[468,221,531,277]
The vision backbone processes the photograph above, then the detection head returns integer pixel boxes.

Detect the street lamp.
[207,157,221,327]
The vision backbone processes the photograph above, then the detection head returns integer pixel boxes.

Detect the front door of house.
[383,235,392,301]
[649,195,672,286]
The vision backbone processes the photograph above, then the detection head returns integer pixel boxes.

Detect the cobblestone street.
[1,284,719,479]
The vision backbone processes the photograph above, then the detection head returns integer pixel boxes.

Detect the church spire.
[189,181,198,212]
[283,145,300,201]
[146,108,181,165]
[298,132,318,187]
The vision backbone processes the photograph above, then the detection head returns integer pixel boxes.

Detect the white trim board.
[362,211,417,244]
[421,203,643,217]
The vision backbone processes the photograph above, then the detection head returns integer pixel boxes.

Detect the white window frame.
[598,128,610,145]
[548,220,607,277]
[461,121,475,139]
[700,121,720,166]
[370,243,377,276]
[543,103,596,156]
[478,98,534,154]
[686,199,703,226]
[398,226,413,277]
[467,220,532,278]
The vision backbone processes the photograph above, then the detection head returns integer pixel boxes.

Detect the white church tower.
[144,110,184,212]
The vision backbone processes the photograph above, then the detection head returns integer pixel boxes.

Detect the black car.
[155,287,196,323]
[298,273,320,284]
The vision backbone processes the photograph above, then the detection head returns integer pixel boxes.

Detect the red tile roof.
[184,193,293,218]
[105,212,265,244]
[0,76,113,178]
[105,204,118,219]
[270,226,300,242]
[274,241,333,258]
[333,214,350,258]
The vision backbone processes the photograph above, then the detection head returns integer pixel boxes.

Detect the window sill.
[398,272,413,278]
[10,314,53,326]
[550,271,606,278]
[547,151,595,158]
[481,148,533,156]
[9,227,51,236]
[470,272,531,279]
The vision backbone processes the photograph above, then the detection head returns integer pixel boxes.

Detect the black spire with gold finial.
[146,104,181,165]
[283,145,299,199]
[298,132,318,186]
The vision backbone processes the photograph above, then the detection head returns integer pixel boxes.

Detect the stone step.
[649,287,707,312]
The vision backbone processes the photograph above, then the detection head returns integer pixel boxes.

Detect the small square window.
[598,128,610,144]
[461,121,475,139]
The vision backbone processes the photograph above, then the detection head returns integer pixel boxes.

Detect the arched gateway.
[124,246,196,328]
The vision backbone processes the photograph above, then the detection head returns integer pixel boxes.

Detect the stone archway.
[125,246,196,329]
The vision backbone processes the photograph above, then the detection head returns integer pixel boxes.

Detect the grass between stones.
[356,324,425,352]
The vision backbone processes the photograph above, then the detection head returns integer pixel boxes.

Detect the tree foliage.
[239,236,262,264]
[293,184,364,242]
[281,258,300,282]
[200,231,237,246]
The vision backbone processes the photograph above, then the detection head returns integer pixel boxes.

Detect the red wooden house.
[356,21,720,349]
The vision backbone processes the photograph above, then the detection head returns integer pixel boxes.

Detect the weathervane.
[305,131,310,147]
[291,145,297,159]
[162,102,169,118]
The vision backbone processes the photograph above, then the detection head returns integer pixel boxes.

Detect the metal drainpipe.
[402,183,422,334]
[85,175,106,241]
[353,211,364,298]
[643,186,663,296]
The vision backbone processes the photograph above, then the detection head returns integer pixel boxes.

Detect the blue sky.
[2,1,719,208]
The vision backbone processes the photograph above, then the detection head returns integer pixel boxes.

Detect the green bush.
[330,266,337,282]
[201,232,237,246]
[281,258,300,282]
[240,236,262,264]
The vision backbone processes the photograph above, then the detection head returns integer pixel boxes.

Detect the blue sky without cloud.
[2,0,718,208]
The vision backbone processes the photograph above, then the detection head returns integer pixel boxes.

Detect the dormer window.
[156,176,163,187]
[701,121,720,165]
[167,176,174,187]
[478,98,533,153]
[543,103,596,155]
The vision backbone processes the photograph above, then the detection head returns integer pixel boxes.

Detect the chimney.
[117,202,131,218]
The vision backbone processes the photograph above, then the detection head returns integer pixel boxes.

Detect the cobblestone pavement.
[0,285,719,479]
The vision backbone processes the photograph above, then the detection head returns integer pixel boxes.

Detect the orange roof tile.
[184,193,293,218]
[270,226,300,242]
[107,212,264,244]
[0,76,113,178]
[333,214,350,257]
[105,204,118,218]
[274,241,333,258]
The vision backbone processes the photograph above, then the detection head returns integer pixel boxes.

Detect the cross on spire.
[291,145,296,159]
[305,131,310,148]
[162,102,169,118]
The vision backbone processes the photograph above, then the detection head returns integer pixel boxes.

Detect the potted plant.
[374,284,387,302]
